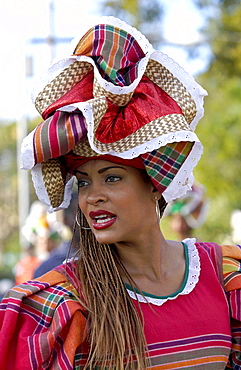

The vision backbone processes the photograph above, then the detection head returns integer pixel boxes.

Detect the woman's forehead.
[76,159,129,173]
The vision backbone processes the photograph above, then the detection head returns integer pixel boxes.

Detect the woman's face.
[75,160,158,245]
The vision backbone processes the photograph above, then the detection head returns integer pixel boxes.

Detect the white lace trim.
[21,133,203,210]
[31,16,154,102]
[163,141,203,202]
[70,15,153,57]
[56,101,202,156]
[30,164,75,213]
[24,16,207,211]
[126,238,200,306]
[21,95,203,208]
[150,51,207,131]
[20,134,203,209]
[31,16,207,112]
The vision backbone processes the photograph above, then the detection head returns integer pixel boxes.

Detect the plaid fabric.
[0,243,239,369]
[220,244,241,369]
[141,142,193,194]
[73,24,146,86]
[221,244,241,292]
[34,111,87,164]
[0,269,87,369]
[23,17,206,210]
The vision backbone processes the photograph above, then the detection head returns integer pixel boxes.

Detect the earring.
[76,209,91,230]
[155,197,161,225]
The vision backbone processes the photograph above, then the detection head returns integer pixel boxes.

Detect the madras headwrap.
[21,16,207,211]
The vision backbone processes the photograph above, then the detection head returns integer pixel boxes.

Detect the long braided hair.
[73,195,167,369]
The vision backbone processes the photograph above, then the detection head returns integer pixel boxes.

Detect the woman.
[1,16,241,369]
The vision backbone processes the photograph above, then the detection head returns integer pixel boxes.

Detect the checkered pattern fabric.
[21,16,206,209]
[1,244,241,368]
[141,142,193,194]
[73,24,145,86]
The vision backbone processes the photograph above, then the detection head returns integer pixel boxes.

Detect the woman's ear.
[151,186,161,200]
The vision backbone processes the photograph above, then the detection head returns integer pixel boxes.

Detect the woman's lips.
[89,210,117,230]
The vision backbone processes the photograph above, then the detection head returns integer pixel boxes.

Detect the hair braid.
[73,213,148,369]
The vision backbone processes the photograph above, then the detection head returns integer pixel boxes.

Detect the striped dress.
[0,239,241,369]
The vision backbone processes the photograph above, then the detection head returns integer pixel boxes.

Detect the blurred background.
[0,0,241,288]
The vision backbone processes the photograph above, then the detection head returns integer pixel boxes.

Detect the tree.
[193,1,241,242]
[0,122,18,266]
[193,0,241,77]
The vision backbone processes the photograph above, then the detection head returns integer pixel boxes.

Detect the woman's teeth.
[95,215,115,224]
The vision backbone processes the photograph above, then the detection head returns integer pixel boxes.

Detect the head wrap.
[64,153,145,174]
[21,16,207,212]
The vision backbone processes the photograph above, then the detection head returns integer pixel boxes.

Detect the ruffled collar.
[125,238,200,306]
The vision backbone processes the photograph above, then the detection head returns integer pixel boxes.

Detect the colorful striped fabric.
[34,111,87,164]
[33,73,185,168]
[1,242,241,369]
[0,270,87,369]
[221,244,241,369]
[73,24,146,86]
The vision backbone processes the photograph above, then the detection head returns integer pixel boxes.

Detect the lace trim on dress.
[126,238,200,306]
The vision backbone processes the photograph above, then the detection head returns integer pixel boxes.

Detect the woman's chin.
[93,230,118,245]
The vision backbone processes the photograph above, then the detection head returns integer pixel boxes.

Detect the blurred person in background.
[1,16,241,370]
[222,210,241,246]
[164,182,209,240]
[230,210,241,244]
[33,192,79,278]
[0,278,13,302]
[15,200,64,284]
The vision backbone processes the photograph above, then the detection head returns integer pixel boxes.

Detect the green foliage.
[1,0,241,259]
[0,121,17,153]
[208,1,241,77]
[0,118,41,269]
[193,73,241,241]
[0,122,18,265]
[99,0,241,243]
[196,75,241,202]
[191,0,241,242]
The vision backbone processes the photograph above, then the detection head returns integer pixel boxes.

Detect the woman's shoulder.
[193,240,241,271]
[0,265,87,369]
[3,268,72,299]
[167,238,222,264]
[186,239,241,293]
[0,264,84,320]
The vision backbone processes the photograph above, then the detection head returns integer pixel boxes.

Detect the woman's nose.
[86,184,107,205]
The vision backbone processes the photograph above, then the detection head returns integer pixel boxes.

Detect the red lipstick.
[89,210,117,230]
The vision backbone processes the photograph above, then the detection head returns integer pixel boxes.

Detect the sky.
[0,0,209,122]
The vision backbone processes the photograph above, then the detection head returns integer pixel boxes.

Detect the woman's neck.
[115,228,171,278]
[115,229,186,296]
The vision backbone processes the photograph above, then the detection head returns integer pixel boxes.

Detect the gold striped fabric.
[145,59,197,125]
[42,158,65,208]
[93,77,134,106]
[35,61,93,115]
[92,112,190,154]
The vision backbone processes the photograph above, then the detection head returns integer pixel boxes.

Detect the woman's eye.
[106,175,121,183]
[77,180,89,188]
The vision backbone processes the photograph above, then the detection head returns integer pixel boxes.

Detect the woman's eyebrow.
[75,166,126,176]
[98,166,127,174]
[75,170,88,176]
